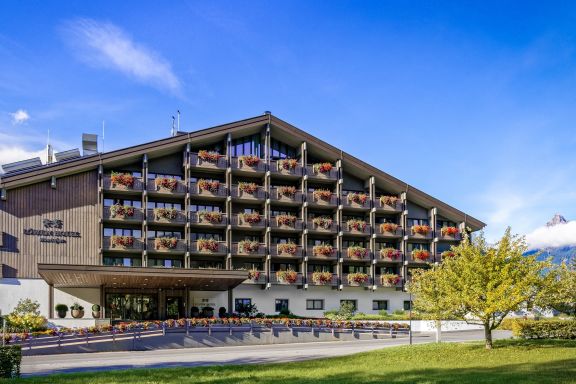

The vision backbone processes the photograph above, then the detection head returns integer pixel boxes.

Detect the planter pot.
[71,309,84,319]
[57,310,67,319]
[92,311,101,319]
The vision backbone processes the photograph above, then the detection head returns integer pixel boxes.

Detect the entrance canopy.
[38,264,249,290]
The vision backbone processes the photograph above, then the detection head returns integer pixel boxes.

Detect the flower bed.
[379,247,401,260]
[347,272,369,285]
[313,244,334,257]
[277,186,297,198]
[347,246,368,259]
[154,208,178,220]
[381,273,401,287]
[154,177,178,191]
[197,238,219,253]
[154,237,178,250]
[110,204,135,218]
[347,192,368,205]
[238,182,259,194]
[311,271,333,285]
[110,172,135,188]
[198,150,222,162]
[441,250,455,258]
[198,210,223,224]
[239,155,260,167]
[278,158,299,170]
[441,226,459,236]
[412,249,430,261]
[110,235,134,248]
[379,195,399,207]
[346,219,367,232]
[276,270,298,284]
[411,224,431,235]
[276,214,297,227]
[312,162,333,174]
[238,212,262,224]
[197,179,220,193]
[277,242,298,255]
[239,240,260,254]
[312,189,332,201]
[379,222,399,234]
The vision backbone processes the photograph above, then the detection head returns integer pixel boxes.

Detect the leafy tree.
[5,298,46,332]
[409,228,550,349]
[540,259,576,317]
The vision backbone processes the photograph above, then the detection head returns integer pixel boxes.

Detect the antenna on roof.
[102,120,105,153]
[171,115,176,137]
[177,110,181,132]
[46,128,53,164]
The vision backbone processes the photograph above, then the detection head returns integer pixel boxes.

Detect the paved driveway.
[22,330,512,376]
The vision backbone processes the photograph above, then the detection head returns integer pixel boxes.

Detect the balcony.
[305,163,338,180]
[270,159,303,177]
[231,184,266,201]
[342,220,371,236]
[103,205,143,222]
[408,225,433,240]
[375,196,403,212]
[307,218,337,234]
[341,246,371,261]
[377,274,403,288]
[146,238,187,253]
[270,186,303,204]
[189,211,227,227]
[190,151,227,170]
[190,181,228,199]
[241,271,267,284]
[437,250,455,262]
[102,236,144,252]
[270,243,303,258]
[148,259,184,269]
[437,227,462,241]
[376,223,403,238]
[270,216,303,232]
[231,213,266,230]
[103,175,144,193]
[232,241,266,257]
[307,272,338,287]
[147,208,187,225]
[190,240,227,255]
[407,250,432,263]
[342,193,371,210]
[270,271,303,285]
[376,248,403,263]
[307,191,338,207]
[342,273,371,287]
[146,178,187,196]
[306,245,337,260]
[231,156,266,173]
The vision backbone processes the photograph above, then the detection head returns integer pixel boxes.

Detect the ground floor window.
[403,300,412,310]
[235,298,252,312]
[373,300,389,310]
[306,299,324,310]
[340,299,357,310]
[275,299,289,312]
[106,293,158,321]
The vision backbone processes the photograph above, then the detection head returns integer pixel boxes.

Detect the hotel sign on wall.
[23,219,81,244]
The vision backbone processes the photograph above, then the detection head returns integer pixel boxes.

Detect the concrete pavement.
[21,330,512,376]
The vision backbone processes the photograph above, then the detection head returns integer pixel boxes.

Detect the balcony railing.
[103,236,144,252]
[190,182,228,198]
[147,209,187,224]
[342,273,372,287]
[270,244,303,257]
[269,187,303,204]
[231,185,266,200]
[103,176,144,192]
[342,221,371,235]
[374,197,403,212]
[146,238,187,253]
[376,248,403,262]
[190,240,227,255]
[376,224,403,237]
[407,250,432,263]
[189,211,228,226]
[437,228,462,241]
[270,160,303,176]
[306,273,338,286]
[306,245,337,260]
[305,165,338,180]
[269,216,303,231]
[307,192,338,207]
[408,226,434,239]
[231,214,266,229]
[270,272,303,285]
[377,275,403,288]
[231,156,267,172]
[306,219,338,233]
[146,178,187,194]
[341,247,371,261]
[342,194,371,209]
[103,206,144,222]
[190,152,227,170]
[436,251,455,262]
[241,271,267,284]
[231,242,266,256]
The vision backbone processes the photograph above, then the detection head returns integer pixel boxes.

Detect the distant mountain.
[526,214,575,264]
[547,213,568,227]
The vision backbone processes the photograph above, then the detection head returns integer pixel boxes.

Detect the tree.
[540,259,576,317]
[409,228,550,349]
[5,298,46,332]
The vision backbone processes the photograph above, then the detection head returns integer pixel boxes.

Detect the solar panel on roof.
[54,148,81,162]
[1,157,43,174]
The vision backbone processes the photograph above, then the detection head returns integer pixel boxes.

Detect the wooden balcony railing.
[306,273,338,286]
[231,156,267,172]
[376,224,404,237]
[306,219,338,233]
[374,197,403,212]
[342,222,371,235]
[376,248,403,262]
[306,245,337,260]
[270,244,303,257]
[437,228,462,241]
[231,185,266,200]
[341,194,371,209]
[408,226,434,239]
[307,192,338,206]
[342,273,372,287]
[269,217,303,231]
[305,165,338,180]
[189,182,228,198]
[231,242,267,256]
[341,247,371,261]
[231,214,266,229]
[269,187,303,204]
[189,211,228,226]
[241,271,267,284]
[270,272,303,285]
[377,275,403,288]
[103,206,144,222]
[103,176,144,192]
[190,152,227,169]
[146,238,187,253]
[407,250,432,263]
[190,240,227,254]
[146,178,186,194]
[103,236,144,251]
[147,209,187,224]
[270,160,303,176]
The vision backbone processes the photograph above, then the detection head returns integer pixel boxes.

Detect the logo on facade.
[23,219,81,244]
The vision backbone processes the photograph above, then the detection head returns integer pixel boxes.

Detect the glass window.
[190,204,221,212]
[343,265,368,273]
[403,300,412,311]
[340,300,357,311]
[235,298,252,312]
[191,233,223,241]
[148,230,182,239]
[272,263,297,271]
[408,218,429,227]
[373,300,388,310]
[104,228,141,237]
[342,240,366,248]
[147,201,182,210]
[275,299,289,313]
[407,243,430,252]
[307,264,331,273]
[306,299,324,310]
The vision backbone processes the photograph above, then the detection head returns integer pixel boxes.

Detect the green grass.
[14,339,576,384]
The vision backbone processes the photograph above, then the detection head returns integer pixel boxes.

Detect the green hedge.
[0,345,21,378]
[512,320,576,339]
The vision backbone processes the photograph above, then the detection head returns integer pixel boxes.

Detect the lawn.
[14,339,576,384]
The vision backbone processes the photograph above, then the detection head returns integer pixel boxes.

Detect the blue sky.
[1,1,576,243]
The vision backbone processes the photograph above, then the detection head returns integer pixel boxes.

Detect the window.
[190,204,221,212]
[307,264,332,273]
[407,243,430,252]
[271,209,297,217]
[343,214,366,222]
[148,230,182,239]
[403,300,412,311]
[104,198,141,208]
[408,218,429,227]
[233,262,263,271]
[308,239,332,246]
[235,298,252,312]
[149,258,183,268]
[104,228,141,237]
[272,263,297,271]
[231,134,262,157]
[377,266,397,275]
[342,240,366,248]
[270,138,296,160]
[148,173,182,180]
[306,299,324,310]
[373,300,389,310]
[340,300,357,310]
[272,236,299,244]
[343,265,368,274]
[275,299,289,313]
[190,261,223,269]
[191,233,223,241]
[438,220,456,228]
[147,201,182,210]
[376,216,397,224]
[103,257,142,267]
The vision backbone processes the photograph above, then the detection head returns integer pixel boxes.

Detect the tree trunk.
[435,319,442,343]
[484,323,493,350]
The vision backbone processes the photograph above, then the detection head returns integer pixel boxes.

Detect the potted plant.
[441,226,459,237]
[239,155,260,167]
[379,195,399,207]
[313,243,334,257]
[411,224,431,235]
[346,219,367,232]
[154,207,178,220]
[412,249,430,261]
[55,304,68,319]
[277,185,297,198]
[154,176,179,191]
[70,303,84,319]
[248,269,261,281]
[155,237,178,250]
[441,250,456,258]
[239,240,260,254]
[311,271,333,285]
[277,242,298,255]
[276,214,297,227]
[312,189,332,202]
[380,247,401,260]
[312,162,333,174]
[276,269,298,284]
[347,272,369,286]
[381,274,401,287]
[198,150,222,162]
[198,210,223,224]
[92,304,101,318]
[197,179,220,192]
[312,216,333,229]
[110,171,135,188]
[110,204,135,218]
[380,222,399,234]
[110,235,134,249]
[197,238,219,253]
[238,181,259,195]
[278,158,299,170]
[347,192,368,205]
[347,245,368,259]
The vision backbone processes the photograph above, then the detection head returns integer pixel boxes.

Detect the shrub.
[55,304,68,312]
[512,319,576,339]
[92,304,101,312]
[0,345,21,379]
[325,301,356,320]
[5,299,46,332]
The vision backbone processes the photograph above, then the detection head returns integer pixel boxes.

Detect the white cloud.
[10,109,29,124]
[526,221,576,250]
[62,18,181,94]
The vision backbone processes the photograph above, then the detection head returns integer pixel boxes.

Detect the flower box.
[238,212,262,225]
[277,242,298,255]
[380,247,401,260]
[154,208,178,220]
[110,235,134,248]
[110,172,135,188]
[411,225,431,235]
[311,271,333,285]
[239,155,260,167]
[248,269,261,281]
[198,150,222,162]
[312,216,333,229]
[441,226,459,236]
[312,162,333,174]
[381,274,401,287]
[412,249,430,261]
[239,240,260,254]
[347,246,368,259]
[441,250,456,258]
[347,192,368,205]
[278,158,299,170]
[276,270,298,284]
[197,179,220,193]
[154,237,178,250]
[154,177,178,191]
[379,195,399,207]
[198,210,223,224]
[276,214,297,227]
[346,219,367,232]
[347,272,369,285]
[379,223,399,234]
[312,189,332,201]
[312,244,334,257]
[277,186,297,198]
[110,204,135,218]
[197,238,219,253]
[238,182,259,195]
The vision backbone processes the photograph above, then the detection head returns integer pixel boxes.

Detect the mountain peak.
[546,213,568,227]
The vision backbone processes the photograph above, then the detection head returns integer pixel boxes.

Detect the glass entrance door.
[166,296,184,319]
[106,293,158,321]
